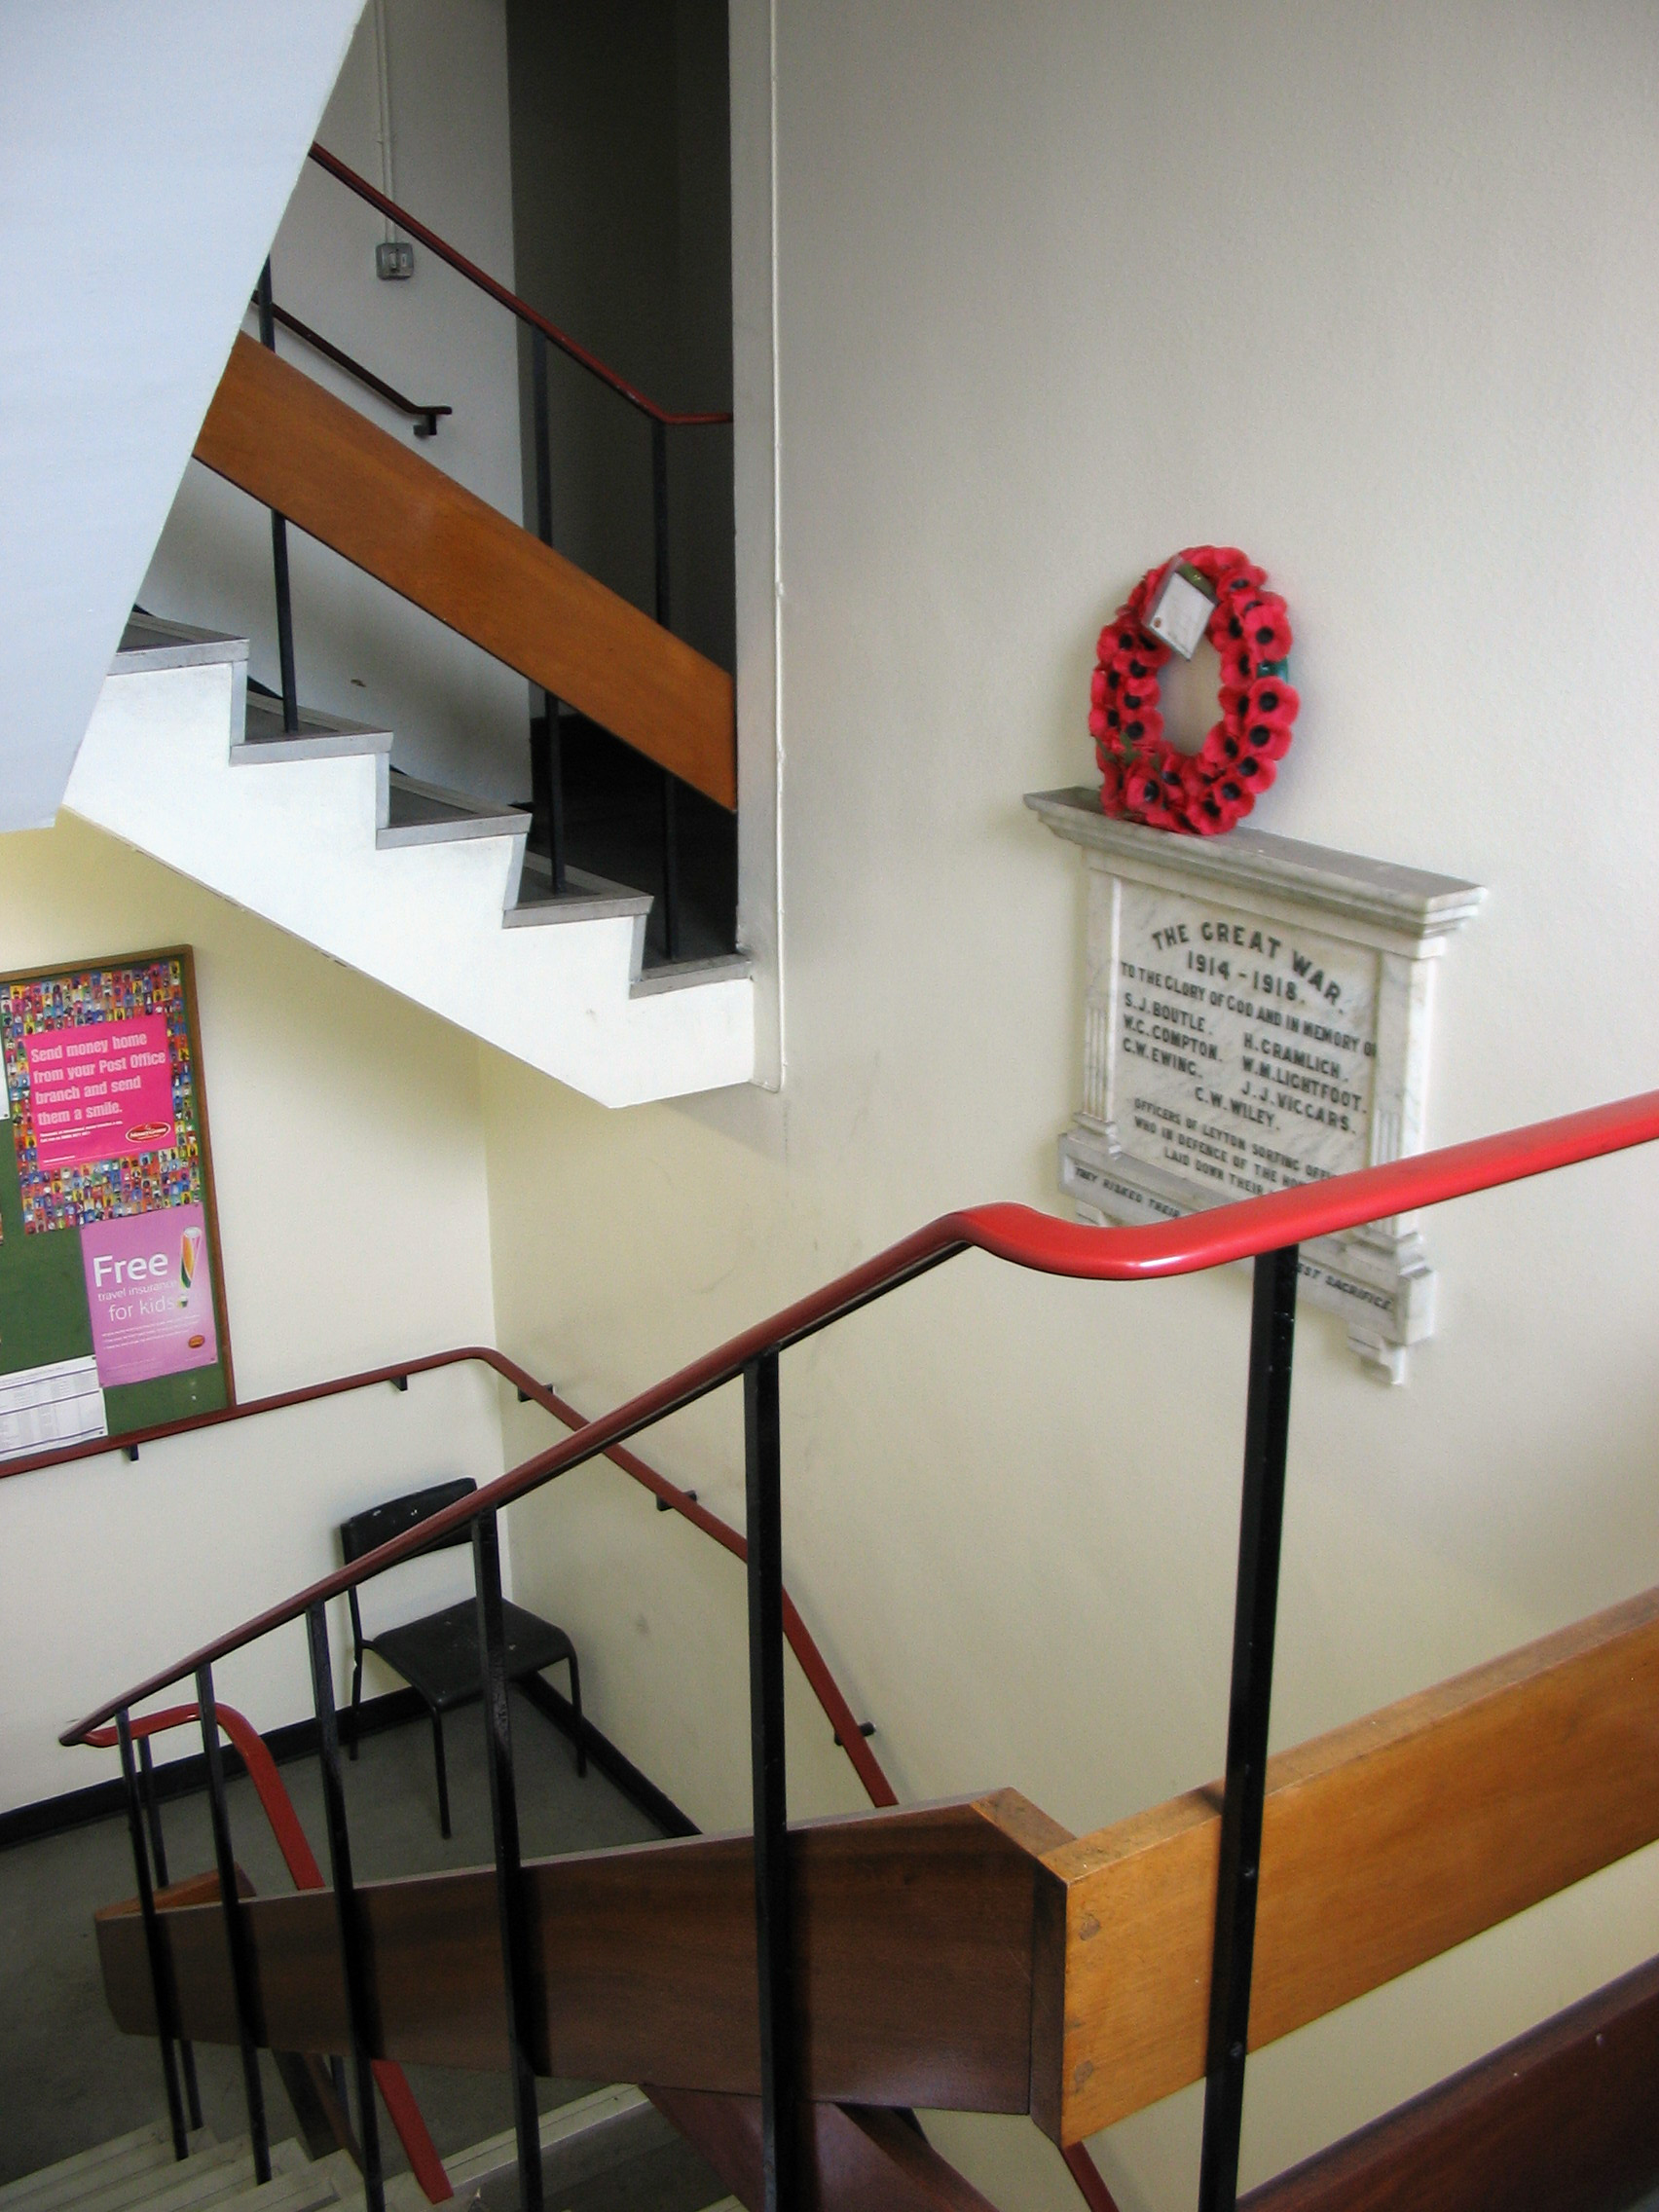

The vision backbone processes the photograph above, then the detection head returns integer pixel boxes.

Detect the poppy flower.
[1119,643,1166,684]
[1240,715,1294,763]
[1244,675,1299,728]
[1120,675,1161,719]
[1118,708,1164,750]
[1230,751,1277,791]
[1238,593,1293,661]
[1215,557,1267,596]
[1098,756,1126,814]
[1088,706,1109,741]
[1090,667,1109,709]
[1195,722,1235,776]
[1187,781,1251,834]
[1224,640,1258,688]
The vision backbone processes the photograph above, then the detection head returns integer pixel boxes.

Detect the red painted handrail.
[89,1702,453,2202]
[307,143,733,430]
[58,1086,1659,1750]
[22,1345,893,1808]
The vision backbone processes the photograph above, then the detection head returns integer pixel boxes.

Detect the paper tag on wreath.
[1145,563,1217,659]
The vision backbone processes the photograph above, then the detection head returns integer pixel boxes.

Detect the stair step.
[66,2138,259,2212]
[376,774,528,849]
[233,694,393,765]
[207,2146,342,2212]
[507,853,653,927]
[0,2128,213,2212]
[113,612,248,676]
[631,952,755,998]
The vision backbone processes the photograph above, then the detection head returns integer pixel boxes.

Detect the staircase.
[55,142,755,1105]
[63,613,753,1108]
[0,2101,739,2212]
[54,1091,1659,2212]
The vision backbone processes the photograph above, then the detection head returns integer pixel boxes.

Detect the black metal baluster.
[116,1712,189,2160]
[255,259,300,735]
[531,328,567,894]
[1196,1243,1301,2212]
[196,1666,271,2183]
[307,1603,386,2212]
[745,1351,796,2212]
[138,1736,203,2131]
[650,417,681,960]
[472,1511,544,2212]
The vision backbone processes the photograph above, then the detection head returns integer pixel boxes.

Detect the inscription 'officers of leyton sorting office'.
[1111,887,1379,1201]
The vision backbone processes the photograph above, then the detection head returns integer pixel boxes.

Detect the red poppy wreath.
[1089,545,1299,836]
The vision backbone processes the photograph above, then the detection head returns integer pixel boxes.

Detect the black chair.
[340,1476,584,1837]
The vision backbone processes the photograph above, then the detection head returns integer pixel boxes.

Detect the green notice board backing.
[0,947,234,1464]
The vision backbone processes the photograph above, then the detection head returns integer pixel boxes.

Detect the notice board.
[0,948,234,1463]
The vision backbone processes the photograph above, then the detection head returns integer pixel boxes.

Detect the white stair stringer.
[62,645,756,1108]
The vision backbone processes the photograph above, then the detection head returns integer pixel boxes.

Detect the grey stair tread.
[631,952,754,998]
[233,694,393,763]
[1,2137,217,2212]
[68,2139,257,2212]
[113,612,248,675]
[0,2128,196,2212]
[376,775,528,848]
[105,2141,325,2212]
[507,855,654,926]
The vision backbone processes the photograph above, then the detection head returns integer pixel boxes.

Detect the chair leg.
[349,1654,363,1763]
[567,1652,586,1779]
[430,1706,451,1840]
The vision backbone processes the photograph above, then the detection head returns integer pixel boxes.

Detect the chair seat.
[367,1599,574,1714]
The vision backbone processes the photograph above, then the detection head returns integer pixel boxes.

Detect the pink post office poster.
[80,1203,218,1388]
[23,1015,176,1172]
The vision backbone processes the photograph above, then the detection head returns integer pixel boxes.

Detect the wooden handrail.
[61,1085,1659,1748]
[1030,1582,1659,2143]
[194,333,737,808]
[258,293,450,438]
[307,142,731,430]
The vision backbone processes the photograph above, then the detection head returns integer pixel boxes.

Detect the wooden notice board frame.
[0,945,234,1464]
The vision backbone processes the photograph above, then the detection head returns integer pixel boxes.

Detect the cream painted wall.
[139,0,533,806]
[0,818,502,1813]
[484,6,1659,2209]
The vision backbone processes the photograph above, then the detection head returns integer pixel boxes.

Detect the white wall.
[484,6,1659,2208]
[0,0,363,830]
[139,0,533,806]
[0,817,502,1812]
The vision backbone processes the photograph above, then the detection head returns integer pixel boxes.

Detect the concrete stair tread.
[234,693,393,764]
[508,853,653,926]
[65,2136,264,2212]
[631,952,754,998]
[114,613,248,677]
[0,2128,217,2212]
[377,774,528,848]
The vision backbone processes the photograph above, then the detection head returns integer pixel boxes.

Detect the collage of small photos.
[0,950,232,1464]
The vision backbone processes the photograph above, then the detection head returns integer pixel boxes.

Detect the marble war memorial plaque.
[1025,791,1485,1379]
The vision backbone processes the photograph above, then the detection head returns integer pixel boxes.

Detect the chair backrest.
[339,1476,478,1570]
